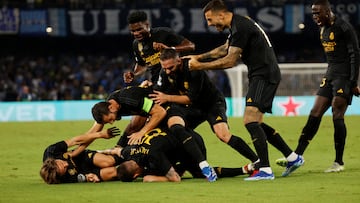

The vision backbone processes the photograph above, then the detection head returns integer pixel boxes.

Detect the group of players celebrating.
[40,0,360,184]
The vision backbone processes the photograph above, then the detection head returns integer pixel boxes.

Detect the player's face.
[102,112,117,124]
[204,10,226,32]
[311,4,329,27]
[128,21,150,41]
[55,160,68,176]
[160,58,181,76]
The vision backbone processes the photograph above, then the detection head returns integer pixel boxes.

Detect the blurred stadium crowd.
[0,50,323,102]
[0,52,235,101]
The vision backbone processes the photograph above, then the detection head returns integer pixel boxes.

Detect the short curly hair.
[127,11,148,24]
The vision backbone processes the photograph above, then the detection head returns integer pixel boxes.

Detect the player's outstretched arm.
[66,127,121,157]
[86,121,104,134]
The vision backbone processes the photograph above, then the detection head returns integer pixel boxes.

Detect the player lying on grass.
[40,127,123,184]
[100,126,254,182]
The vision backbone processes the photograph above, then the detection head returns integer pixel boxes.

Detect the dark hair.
[160,48,179,61]
[203,0,228,13]
[91,101,111,124]
[312,0,330,7]
[127,11,148,24]
[40,158,60,184]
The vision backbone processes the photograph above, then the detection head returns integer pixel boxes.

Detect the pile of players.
[40,0,360,184]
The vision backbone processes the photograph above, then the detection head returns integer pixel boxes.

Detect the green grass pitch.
[1,116,360,203]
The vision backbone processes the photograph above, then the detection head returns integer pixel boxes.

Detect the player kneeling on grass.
[40,127,124,184]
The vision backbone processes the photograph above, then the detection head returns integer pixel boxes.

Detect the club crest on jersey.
[88,152,92,158]
[138,43,144,55]
[184,82,189,90]
[68,168,76,175]
[329,32,334,40]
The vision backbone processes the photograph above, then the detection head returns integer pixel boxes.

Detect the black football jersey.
[229,15,281,83]
[107,86,154,118]
[132,27,185,83]
[320,16,360,82]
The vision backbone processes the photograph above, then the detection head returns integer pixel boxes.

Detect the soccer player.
[123,10,195,85]
[277,0,360,173]
[91,86,167,145]
[183,0,304,180]
[152,48,259,174]
[40,127,122,184]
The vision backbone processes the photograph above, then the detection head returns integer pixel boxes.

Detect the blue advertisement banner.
[19,10,47,35]
[0,100,97,122]
[1,96,359,122]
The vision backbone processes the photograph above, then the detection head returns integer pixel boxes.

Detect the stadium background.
[1,0,360,121]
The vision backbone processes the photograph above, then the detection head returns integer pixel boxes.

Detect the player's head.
[92,101,118,124]
[116,160,142,182]
[40,158,67,184]
[203,0,229,32]
[311,0,332,27]
[127,11,150,41]
[159,48,182,75]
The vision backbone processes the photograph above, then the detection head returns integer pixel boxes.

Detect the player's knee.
[213,124,231,142]
[167,116,185,127]
[332,107,346,119]
[169,124,184,135]
[243,108,262,124]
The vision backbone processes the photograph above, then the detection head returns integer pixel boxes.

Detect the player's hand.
[107,127,121,138]
[123,71,134,84]
[182,55,201,71]
[86,173,100,183]
[149,90,168,105]
[127,131,144,145]
[352,86,360,97]
[188,57,202,71]
[153,42,167,51]
[139,80,153,88]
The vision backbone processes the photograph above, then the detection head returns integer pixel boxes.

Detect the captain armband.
[142,97,154,113]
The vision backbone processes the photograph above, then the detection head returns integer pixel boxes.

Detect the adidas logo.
[247,98,253,103]
[337,88,343,94]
